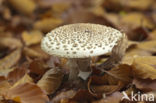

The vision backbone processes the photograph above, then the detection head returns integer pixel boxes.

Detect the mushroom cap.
[41,23,124,58]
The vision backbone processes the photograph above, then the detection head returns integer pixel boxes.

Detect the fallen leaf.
[137,40,156,53]
[120,12,155,29]
[37,68,64,94]
[8,0,36,15]
[92,92,123,103]
[90,81,123,94]
[7,65,28,85]
[0,80,11,96]
[128,27,149,41]
[0,37,22,49]
[0,49,21,76]
[52,3,71,14]
[124,0,154,10]
[88,75,123,95]
[51,90,76,103]
[149,29,156,40]
[28,59,48,75]
[5,83,49,103]
[133,78,156,92]
[70,89,95,102]
[23,47,49,59]
[22,30,43,46]
[34,18,63,32]
[132,56,156,80]
[12,74,33,87]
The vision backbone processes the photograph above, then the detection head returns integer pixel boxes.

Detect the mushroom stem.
[99,34,128,70]
[67,58,91,80]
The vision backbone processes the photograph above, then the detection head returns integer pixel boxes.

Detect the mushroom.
[41,23,128,80]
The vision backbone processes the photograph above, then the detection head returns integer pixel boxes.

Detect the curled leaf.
[0,49,21,76]
[132,56,156,80]
[37,68,64,94]
[5,83,49,103]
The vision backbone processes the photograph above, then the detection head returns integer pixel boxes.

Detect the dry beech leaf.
[108,64,132,83]
[88,65,132,95]
[22,30,43,46]
[137,40,156,53]
[7,66,28,85]
[90,81,124,94]
[52,3,71,14]
[29,59,48,75]
[5,83,49,103]
[60,99,77,103]
[34,18,63,32]
[0,37,22,49]
[0,49,21,76]
[120,12,155,29]
[70,89,95,102]
[12,74,33,88]
[132,56,156,80]
[51,90,76,103]
[124,0,154,10]
[88,75,124,95]
[0,80,11,96]
[8,0,36,15]
[23,47,48,59]
[92,92,123,103]
[38,0,72,8]
[37,68,64,94]
[104,13,119,27]
[133,78,156,92]
[122,56,134,65]
[30,45,50,59]
[149,29,156,40]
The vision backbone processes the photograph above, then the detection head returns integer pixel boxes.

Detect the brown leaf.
[23,47,49,59]
[88,75,123,95]
[132,56,156,80]
[28,59,48,75]
[52,3,71,14]
[5,83,49,103]
[137,40,156,53]
[34,18,63,32]
[12,74,33,87]
[108,64,133,83]
[92,92,123,103]
[88,65,132,95]
[0,49,21,76]
[51,90,76,103]
[149,29,156,40]
[70,89,95,102]
[0,37,22,49]
[7,65,28,85]
[8,0,36,15]
[124,0,155,10]
[0,80,11,96]
[22,30,43,46]
[120,12,155,29]
[133,78,156,92]
[37,68,64,94]
[90,81,124,94]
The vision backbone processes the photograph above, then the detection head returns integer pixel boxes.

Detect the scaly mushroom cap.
[41,23,124,58]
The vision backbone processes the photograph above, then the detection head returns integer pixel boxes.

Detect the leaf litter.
[0,0,156,103]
